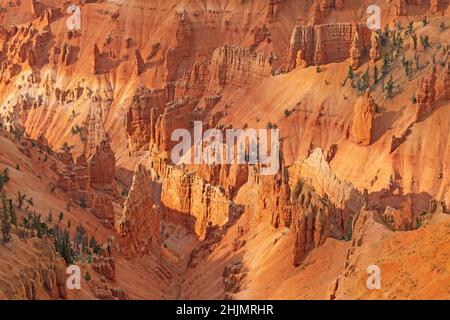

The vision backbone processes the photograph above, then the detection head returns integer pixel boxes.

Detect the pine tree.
[85,271,91,282]
[406,20,414,37]
[362,67,370,89]
[1,192,11,243]
[386,75,395,99]
[16,191,25,208]
[374,65,379,83]
[8,198,16,226]
[347,65,354,79]
[89,236,100,255]
[0,168,9,192]
[382,53,390,75]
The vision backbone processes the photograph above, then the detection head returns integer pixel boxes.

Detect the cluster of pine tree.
[0,188,100,265]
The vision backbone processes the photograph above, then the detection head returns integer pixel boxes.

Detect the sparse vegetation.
[16,191,26,208]
[1,192,12,243]
[422,16,428,26]
[386,75,395,99]
[61,142,72,153]
[79,197,87,209]
[347,65,354,80]
[373,65,379,84]
[405,20,414,37]
[71,125,82,135]
[420,35,430,50]
[266,121,278,129]
[0,168,9,192]
[382,52,390,75]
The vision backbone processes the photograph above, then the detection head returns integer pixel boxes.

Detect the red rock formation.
[92,256,116,281]
[382,195,415,231]
[208,45,272,93]
[284,23,371,72]
[443,62,450,100]
[349,30,361,70]
[313,0,338,24]
[116,164,161,255]
[160,165,232,238]
[88,139,116,188]
[91,194,115,226]
[163,10,192,82]
[430,0,445,14]
[245,162,291,228]
[134,48,145,76]
[174,58,211,99]
[291,181,331,266]
[83,102,108,159]
[351,88,376,146]
[154,97,199,153]
[416,66,437,118]
[265,0,284,23]
[295,50,307,69]
[60,43,78,66]
[369,32,380,63]
[0,236,67,300]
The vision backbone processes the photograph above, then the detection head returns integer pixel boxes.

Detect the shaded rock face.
[265,0,284,23]
[154,97,200,153]
[196,163,249,200]
[208,45,272,93]
[116,165,161,256]
[351,88,376,146]
[125,87,167,154]
[163,10,192,82]
[160,165,232,238]
[416,66,437,118]
[244,152,357,266]
[382,198,448,231]
[284,23,371,71]
[291,181,331,266]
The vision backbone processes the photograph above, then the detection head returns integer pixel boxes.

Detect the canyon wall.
[284,23,372,71]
